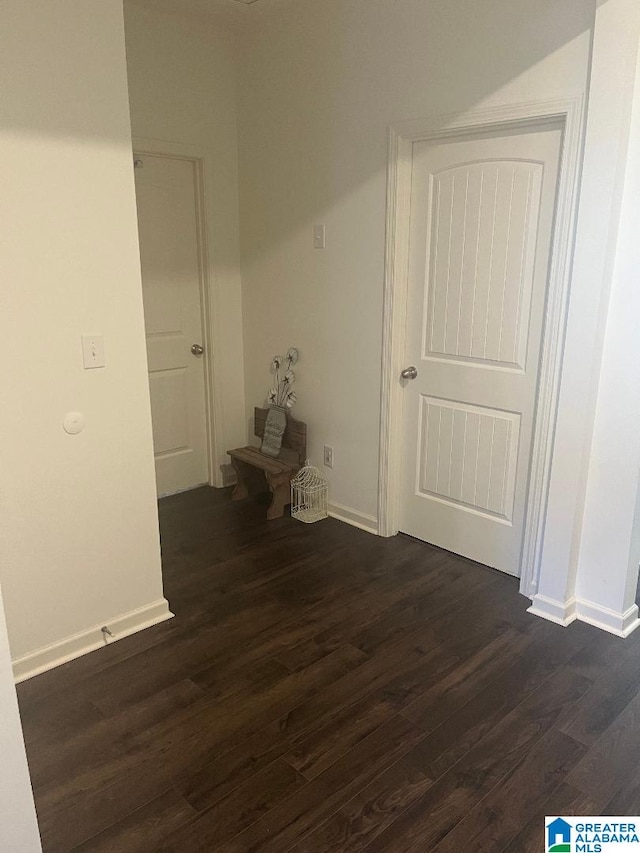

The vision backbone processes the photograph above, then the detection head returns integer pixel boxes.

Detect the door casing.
[133,137,220,491]
[378,98,584,599]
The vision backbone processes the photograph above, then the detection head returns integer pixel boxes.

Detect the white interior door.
[399,123,562,576]
[134,153,209,497]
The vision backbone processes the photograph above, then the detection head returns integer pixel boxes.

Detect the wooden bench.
[228,407,307,519]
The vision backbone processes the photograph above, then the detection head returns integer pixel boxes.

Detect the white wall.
[574,3,640,629]
[124,2,246,483]
[237,0,594,522]
[531,0,640,634]
[0,589,42,851]
[0,0,169,677]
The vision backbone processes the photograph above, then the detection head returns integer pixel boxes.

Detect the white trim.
[527,594,640,637]
[12,598,173,683]
[132,137,226,489]
[378,99,585,598]
[574,599,640,638]
[527,593,577,627]
[329,502,379,535]
[157,482,209,499]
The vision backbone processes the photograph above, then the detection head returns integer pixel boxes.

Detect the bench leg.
[230,458,250,502]
[265,471,291,520]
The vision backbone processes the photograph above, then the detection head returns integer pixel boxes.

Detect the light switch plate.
[313,224,326,249]
[81,334,105,369]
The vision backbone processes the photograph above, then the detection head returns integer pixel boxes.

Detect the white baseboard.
[328,502,379,535]
[527,593,577,627]
[527,592,640,638]
[12,598,174,683]
[574,598,640,638]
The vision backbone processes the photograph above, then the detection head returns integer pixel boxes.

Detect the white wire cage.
[291,461,328,523]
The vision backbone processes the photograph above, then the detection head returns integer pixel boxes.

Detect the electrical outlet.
[323,445,334,468]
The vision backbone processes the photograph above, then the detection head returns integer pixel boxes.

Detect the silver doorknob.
[401,366,418,380]
[191,344,204,356]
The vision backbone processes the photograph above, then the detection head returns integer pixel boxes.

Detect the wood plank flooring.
[16,486,640,852]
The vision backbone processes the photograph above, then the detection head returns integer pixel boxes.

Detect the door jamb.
[132,137,222,490]
[378,98,584,598]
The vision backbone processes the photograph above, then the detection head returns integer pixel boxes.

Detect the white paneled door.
[134,153,209,497]
[399,123,562,575]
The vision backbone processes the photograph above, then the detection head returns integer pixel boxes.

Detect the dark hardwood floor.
[16,486,640,852]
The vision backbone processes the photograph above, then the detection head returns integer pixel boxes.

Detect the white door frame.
[378,98,584,597]
[133,137,221,490]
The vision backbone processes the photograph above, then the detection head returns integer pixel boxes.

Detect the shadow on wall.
[237,0,596,263]
[0,0,600,266]
[1,0,592,270]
